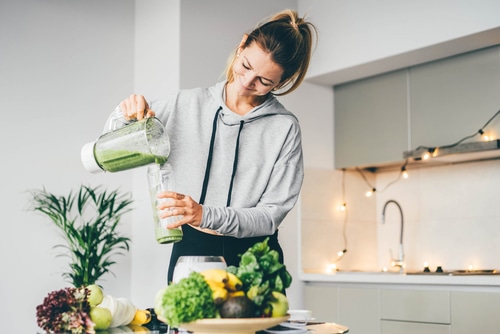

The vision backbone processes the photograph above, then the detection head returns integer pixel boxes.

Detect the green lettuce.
[155,271,217,327]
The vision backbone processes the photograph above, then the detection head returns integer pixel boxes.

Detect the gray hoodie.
[146,81,303,238]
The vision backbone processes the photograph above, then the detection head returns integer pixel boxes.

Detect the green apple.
[87,284,104,307]
[269,291,289,317]
[90,306,113,330]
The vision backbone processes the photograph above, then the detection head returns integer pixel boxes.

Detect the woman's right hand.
[119,94,156,120]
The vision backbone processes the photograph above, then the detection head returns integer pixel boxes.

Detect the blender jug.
[81,117,170,173]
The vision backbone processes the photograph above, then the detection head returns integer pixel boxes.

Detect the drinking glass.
[147,164,183,244]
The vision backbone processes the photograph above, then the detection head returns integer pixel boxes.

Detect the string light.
[401,166,409,179]
[326,263,337,273]
[355,167,377,197]
[356,159,408,197]
[411,109,500,160]
[478,129,496,141]
[422,148,436,160]
[329,169,349,269]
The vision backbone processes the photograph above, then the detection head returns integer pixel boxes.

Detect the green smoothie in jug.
[82,117,170,174]
[95,150,168,172]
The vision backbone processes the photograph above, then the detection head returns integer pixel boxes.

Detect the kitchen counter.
[64,320,348,334]
[300,270,500,288]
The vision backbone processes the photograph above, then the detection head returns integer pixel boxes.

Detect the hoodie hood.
[210,81,298,126]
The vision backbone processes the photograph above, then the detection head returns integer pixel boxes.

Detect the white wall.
[0,1,135,333]
[376,160,500,272]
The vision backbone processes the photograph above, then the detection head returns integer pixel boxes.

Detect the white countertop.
[299,270,500,289]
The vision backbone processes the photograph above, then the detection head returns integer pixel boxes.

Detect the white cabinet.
[380,289,450,324]
[304,284,338,323]
[381,320,451,334]
[380,288,451,334]
[304,284,500,333]
[304,285,379,333]
[334,70,408,169]
[338,287,380,334]
[333,45,500,169]
[410,46,500,149]
[450,291,500,334]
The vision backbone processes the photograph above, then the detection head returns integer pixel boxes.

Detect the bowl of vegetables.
[154,238,292,333]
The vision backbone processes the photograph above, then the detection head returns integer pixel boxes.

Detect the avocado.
[219,296,256,318]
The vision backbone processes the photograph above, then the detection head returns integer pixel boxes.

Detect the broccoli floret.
[155,271,216,327]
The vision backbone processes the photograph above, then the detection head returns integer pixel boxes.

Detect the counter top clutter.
[35,239,349,334]
[151,239,349,333]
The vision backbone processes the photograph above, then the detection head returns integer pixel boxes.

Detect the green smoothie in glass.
[147,164,183,244]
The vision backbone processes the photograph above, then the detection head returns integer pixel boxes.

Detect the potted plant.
[28,185,133,287]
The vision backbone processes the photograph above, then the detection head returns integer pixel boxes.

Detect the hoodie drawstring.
[199,107,222,205]
[199,106,245,207]
[226,120,244,206]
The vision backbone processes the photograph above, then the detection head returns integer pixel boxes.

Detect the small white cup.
[287,309,313,327]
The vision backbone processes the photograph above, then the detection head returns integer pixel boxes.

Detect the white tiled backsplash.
[301,159,500,273]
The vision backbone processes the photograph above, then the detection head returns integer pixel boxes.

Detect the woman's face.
[232,42,284,98]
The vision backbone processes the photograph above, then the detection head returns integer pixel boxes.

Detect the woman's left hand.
[156,191,202,228]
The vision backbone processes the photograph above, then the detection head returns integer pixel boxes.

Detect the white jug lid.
[81,142,103,174]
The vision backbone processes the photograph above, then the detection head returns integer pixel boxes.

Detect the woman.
[111,9,317,283]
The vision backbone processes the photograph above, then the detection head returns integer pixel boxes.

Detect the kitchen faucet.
[382,200,405,273]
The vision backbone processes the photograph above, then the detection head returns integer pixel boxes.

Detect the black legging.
[167,225,283,284]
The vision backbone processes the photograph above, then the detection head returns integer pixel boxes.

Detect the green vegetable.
[227,238,292,315]
[154,272,217,327]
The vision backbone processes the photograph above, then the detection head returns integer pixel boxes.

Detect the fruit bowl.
[159,315,289,334]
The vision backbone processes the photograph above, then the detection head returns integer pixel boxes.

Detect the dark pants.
[167,225,283,284]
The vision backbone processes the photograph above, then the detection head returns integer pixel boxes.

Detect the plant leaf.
[28,185,133,287]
